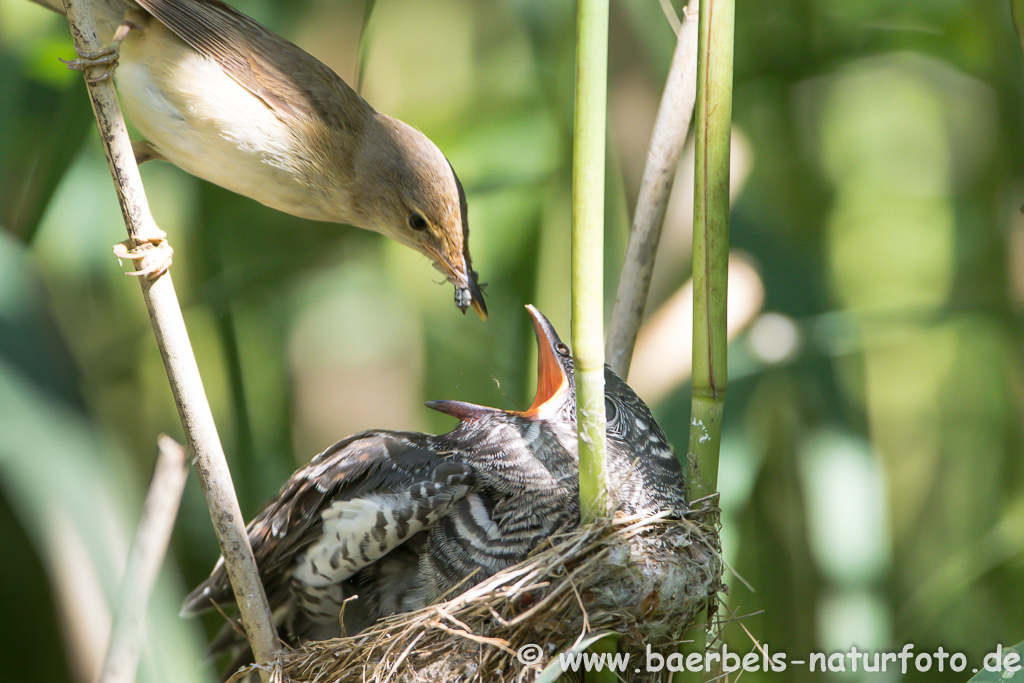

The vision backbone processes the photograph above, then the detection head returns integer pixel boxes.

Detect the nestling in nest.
[186,306,722,681]
[266,503,722,683]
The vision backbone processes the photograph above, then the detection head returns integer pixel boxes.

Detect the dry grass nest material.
[264,504,723,683]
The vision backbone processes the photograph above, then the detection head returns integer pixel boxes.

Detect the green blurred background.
[1,0,1023,681]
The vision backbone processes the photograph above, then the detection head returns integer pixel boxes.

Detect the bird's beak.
[425,399,498,421]
[461,270,488,320]
[428,305,568,422]
[425,246,488,320]
[518,305,570,418]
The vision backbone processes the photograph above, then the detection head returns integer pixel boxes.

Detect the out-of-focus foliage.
[0,0,1022,681]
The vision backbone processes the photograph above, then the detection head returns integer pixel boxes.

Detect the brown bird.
[182,306,686,666]
[29,0,487,317]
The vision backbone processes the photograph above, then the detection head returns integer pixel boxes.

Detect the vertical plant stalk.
[678,0,733,679]
[606,0,700,379]
[572,0,610,522]
[59,1,279,677]
[688,0,732,503]
[97,437,189,683]
[1012,0,1024,57]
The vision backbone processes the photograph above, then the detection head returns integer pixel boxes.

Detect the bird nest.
[254,503,723,683]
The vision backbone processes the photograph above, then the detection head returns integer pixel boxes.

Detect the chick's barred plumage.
[183,306,687,661]
[183,421,579,644]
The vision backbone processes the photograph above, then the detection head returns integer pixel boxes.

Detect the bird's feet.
[113,231,173,280]
[60,44,119,83]
[60,21,133,83]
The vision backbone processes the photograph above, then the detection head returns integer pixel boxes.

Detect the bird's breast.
[114,23,355,223]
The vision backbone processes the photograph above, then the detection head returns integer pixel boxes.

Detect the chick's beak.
[518,305,569,417]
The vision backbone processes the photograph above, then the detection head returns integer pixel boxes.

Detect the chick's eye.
[555,342,570,356]
[408,213,429,231]
[605,396,618,424]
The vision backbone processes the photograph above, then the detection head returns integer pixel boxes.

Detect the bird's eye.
[408,213,429,231]
[555,342,570,356]
[605,396,618,424]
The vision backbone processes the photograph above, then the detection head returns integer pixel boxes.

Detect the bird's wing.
[134,0,366,125]
[181,430,473,616]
